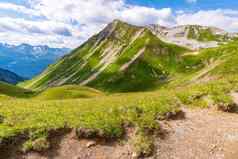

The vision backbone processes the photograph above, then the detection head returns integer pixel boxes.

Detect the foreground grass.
[176,75,238,111]
[0,91,180,141]
[0,84,104,100]
[1,75,238,155]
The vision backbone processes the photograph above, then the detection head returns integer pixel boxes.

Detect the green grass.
[0,82,33,98]
[34,85,104,100]
[176,75,238,110]
[0,91,180,140]
[131,132,154,157]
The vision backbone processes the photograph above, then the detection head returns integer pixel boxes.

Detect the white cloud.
[0,2,41,17]
[28,0,175,44]
[0,0,175,48]
[120,7,174,26]
[0,0,238,48]
[176,9,238,32]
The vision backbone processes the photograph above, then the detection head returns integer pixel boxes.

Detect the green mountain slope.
[0,82,33,98]
[21,20,189,92]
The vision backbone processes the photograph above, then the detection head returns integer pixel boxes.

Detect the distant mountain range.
[0,68,24,84]
[0,43,70,78]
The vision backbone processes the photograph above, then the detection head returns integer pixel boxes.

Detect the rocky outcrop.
[148,24,237,50]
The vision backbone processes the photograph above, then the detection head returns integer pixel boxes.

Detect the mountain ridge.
[21,20,189,91]
[148,24,237,50]
[0,68,25,84]
[21,20,238,92]
[0,43,70,78]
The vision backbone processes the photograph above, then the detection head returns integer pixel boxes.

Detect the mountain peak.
[93,19,143,44]
[111,19,122,24]
[22,21,188,91]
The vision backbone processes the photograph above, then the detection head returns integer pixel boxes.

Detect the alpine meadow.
[1,0,238,158]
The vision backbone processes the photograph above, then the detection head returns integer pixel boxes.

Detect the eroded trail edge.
[156,108,238,159]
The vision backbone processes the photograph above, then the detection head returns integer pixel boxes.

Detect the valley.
[0,20,238,159]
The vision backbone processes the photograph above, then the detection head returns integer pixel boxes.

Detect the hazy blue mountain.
[0,68,25,84]
[0,43,70,78]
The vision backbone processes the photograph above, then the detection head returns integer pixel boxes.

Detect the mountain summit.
[22,20,188,91]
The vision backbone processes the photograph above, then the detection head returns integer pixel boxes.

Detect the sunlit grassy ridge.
[0,82,33,98]
[0,83,104,100]
[34,85,104,100]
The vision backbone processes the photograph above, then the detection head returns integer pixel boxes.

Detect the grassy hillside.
[34,85,104,100]
[21,20,189,92]
[0,82,33,98]
[166,38,238,111]
[0,89,181,157]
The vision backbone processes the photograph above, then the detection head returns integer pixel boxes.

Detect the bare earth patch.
[156,108,238,159]
[18,130,132,159]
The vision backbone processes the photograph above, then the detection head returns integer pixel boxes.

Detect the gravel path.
[156,107,238,159]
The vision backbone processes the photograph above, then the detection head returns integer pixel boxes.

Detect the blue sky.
[127,0,238,10]
[0,0,237,48]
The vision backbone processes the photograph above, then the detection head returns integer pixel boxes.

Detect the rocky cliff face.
[148,24,236,50]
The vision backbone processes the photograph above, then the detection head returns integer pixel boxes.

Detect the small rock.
[86,141,96,148]
[132,152,139,159]
[209,144,217,153]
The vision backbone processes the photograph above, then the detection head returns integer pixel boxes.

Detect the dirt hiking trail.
[156,107,238,159]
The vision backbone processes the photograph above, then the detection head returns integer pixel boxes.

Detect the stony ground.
[156,108,238,159]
